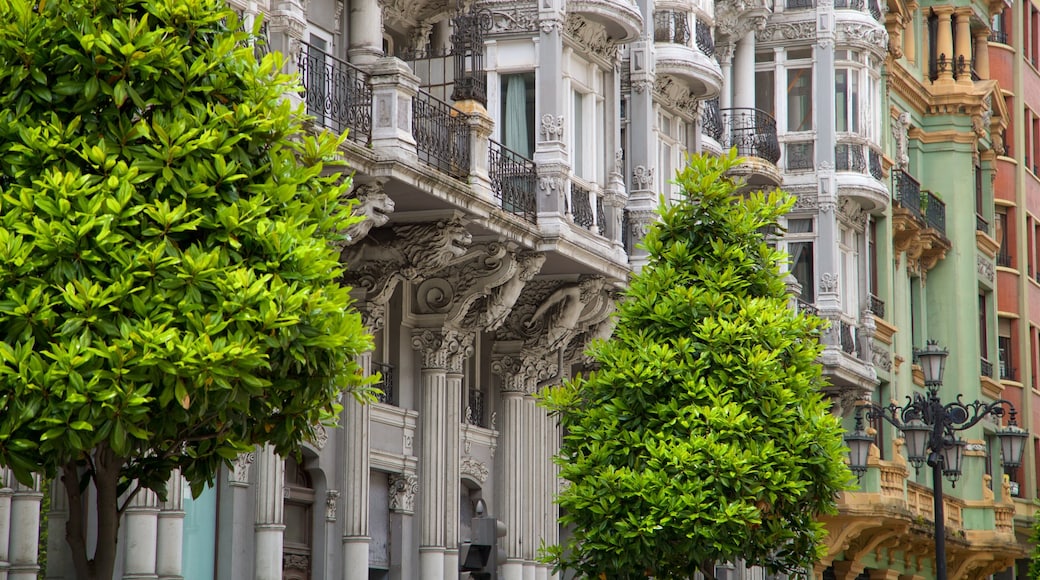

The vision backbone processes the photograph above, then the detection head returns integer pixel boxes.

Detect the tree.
[541,152,851,579]
[0,1,373,578]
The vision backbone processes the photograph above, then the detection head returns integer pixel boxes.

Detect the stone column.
[0,473,11,580]
[343,351,372,580]
[491,355,532,580]
[443,362,467,580]
[254,445,285,580]
[522,394,539,580]
[534,0,570,230]
[347,0,382,65]
[463,106,496,203]
[412,329,473,580]
[904,13,916,63]
[156,470,185,580]
[974,29,990,79]
[8,475,41,580]
[218,451,256,580]
[44,478,71,580]
[935,6,955,81]
[733,33,756,110]
[954,8,972,80]
[717,43,734,110]
[388,473,418,580]
[123,488,160,579]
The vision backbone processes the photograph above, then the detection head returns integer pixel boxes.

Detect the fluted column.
[935,6,955,81]
[343,351,372,580]
[443,365,466,580]
[413,329,474,580]
[733,33,756,110]
[254,445,285,580]
[156,470,185,579]
[717,43,734,110]
[347,0,382,65]
[522,393,539,580]
[492,355,532,580]
[44,479,70,580]
[123,487,160,579]
[974,30,990,79]
[0,473,12,580]
[8,474,41,580]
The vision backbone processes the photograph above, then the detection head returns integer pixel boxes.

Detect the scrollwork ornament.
[388,473,418,514]
[820,272,839,293]
[632,165,654,190]
[540,114,565,140]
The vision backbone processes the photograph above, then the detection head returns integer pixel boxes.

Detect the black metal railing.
[373,362,395,405]
[467,389,486,427]
[702,98,723,142]
[489,140,537,223]
[868,0,882,20]
[836,142,867,173]
[695,19,715,57]
[1000,361,1016,381]
[976,213,990,234]
[797,299,818,317]
[571,182,595,229]
[596,195,607,234]
[989,31,1009,44]
[981,358,994,378]
[868,293,886,319]
[413,91,471,180]
[654,10,691,46]
[786,141,814,171]
[869,147,883,180]
[622,210,631,253]
[299,42,372,144]
[785,0,815,8]
[839,320,857,355]
[720,108,781,164]
[835,0,865,8]
[893,169,923,221]
[923,191,946,235]
[997,248,1012,267]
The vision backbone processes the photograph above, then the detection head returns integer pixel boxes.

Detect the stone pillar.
[522,394,540,580]
[254,445,285,580]
[443,365,467,580]
[974,30,990,79]
[935,6,955,81]
[733,33,756,110]
[347,0,383,65]
[904,14,916,63]
[954,8,972,80]
[816,0,841,328]
[462,105,496,203]
[343,350,373,580]
[8,475,41,580]
[44,478,71,579]
[368,57,420,157]
[156,471,185,580]
[492,355,532,580]
[0,474,11,580]
[219,451,256,580]
[625,35,658,268]
[123,488,160,579]
[718,43,734,110]
[388,473,418,580]
[534,0,570,231]
[412,329,474,580]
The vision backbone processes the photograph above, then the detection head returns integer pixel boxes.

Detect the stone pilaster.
[8,474,41,580]
[253,445,285,580]
[156,470,185,580]
[492,354,529,580]
[463,105,496,203]
[815,0,841,328]
[123,487,160,579]
[368,57,421,158]
[0,472,12,580]
[44,478,70,580]
[343,351,372,580]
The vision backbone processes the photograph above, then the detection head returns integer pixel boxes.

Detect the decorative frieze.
[978,255,995,283]
[564,15,619,63]
[460,458,490,483]
[757,21,816,44]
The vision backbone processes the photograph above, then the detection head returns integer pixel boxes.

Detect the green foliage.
[1030,509,1040,579]
[0,0,373,496]
[541,151,852,579]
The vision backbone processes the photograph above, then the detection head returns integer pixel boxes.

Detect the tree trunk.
[63,445,124,580]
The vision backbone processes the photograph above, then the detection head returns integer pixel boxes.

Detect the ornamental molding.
[653,77,700,118]
[540,114,565,141]
[838,196,868,229]
[490,353,558,393]
[626,209,657,249]
[495,276,611,354]
[388,473,418,514]
[309,425,329,450]
[229,451,256,486]
[977,255,995,283]
[489,4,538,33]
[871,343,893,372]
[714,0,769,42]
[460,458,490,483]
[411,328,475,372]
[836,22,889,55]
[757,21,816,44]
[326,490,340,521]
[632,166,655,190]
[565,15,619,63]
[820,272,839,293]
[792,193,819,212]
[413,243,525,326]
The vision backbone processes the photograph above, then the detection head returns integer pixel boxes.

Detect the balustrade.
[299,42,372,144]
[488,140,537,223]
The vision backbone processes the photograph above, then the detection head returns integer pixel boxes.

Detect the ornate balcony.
[413,91,471,180]
[653,12,722,98]
[706,106,781,186]
[299,42,372,144]
[834,138,888,212]
[891,169,950,273]
[489,140,537,223]
[567,0,643,43]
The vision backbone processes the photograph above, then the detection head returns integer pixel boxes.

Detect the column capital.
[933,5,954,18]
[411,328,474,372]
[388,473,418,515]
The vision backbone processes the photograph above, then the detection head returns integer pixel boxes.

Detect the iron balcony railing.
[596,195,607,233]
[488,140,537,223]
[981,358,994,378]
[413,91,471,180]
[719,108,781,165]
[695,19,715,57]
[654,10,692,46]
[839,320,857,356]
[786,141,814,171]
[835,142,866,173]
[796,299,818,317]
[1000,361,1016,381]
[976,213,990,234]
[990,31,1009,44]
[373,362,395,405]
[868,293,886,319]
[299,42,372,144]
[785,0,815,8]
[622,210,631,253]
[869,147,883,180]
[702,97,723,142]
[467,389,486,427]
[570,181,595,229]
[893,168,923,222]
[997,248,1012,267]
[923,191,946,235]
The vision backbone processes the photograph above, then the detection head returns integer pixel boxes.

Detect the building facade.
[3,0,1040,578]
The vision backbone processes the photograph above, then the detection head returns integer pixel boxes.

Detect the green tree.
[0,1,374,578]
[541,152,851,579]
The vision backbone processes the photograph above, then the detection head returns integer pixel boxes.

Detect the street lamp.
[844,340,1027,580]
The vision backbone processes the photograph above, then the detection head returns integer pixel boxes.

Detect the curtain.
[504,74,530,158]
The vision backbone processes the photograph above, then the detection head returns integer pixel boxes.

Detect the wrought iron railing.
[976,213,990,234]
[413,91,471,180]
[785,0,815,8]
[835,0,865,8]
[654,10,691,45]
[869,147,883,180]
[702,98,723,142]
[467,389,486,427]
[836,142,867,173]
[373,362,395,405]
[786,141,814,171]
[622,209,631,253]
[839,320,857,356]
[996,248,1012,267]
[797,299,818,316]
[571,182,595,229]
[868,0,882,20]
[989,30,1009,44]
[893,169,923,221]
[488,140,537,223]
[981,358,994,378]
[868,293,886,319]
[299,42,372,144]
[596,196,607,234]
[720,108,781,165]
[1000,361,1016,381]
[695,19,715,57]
[923,191,946,235]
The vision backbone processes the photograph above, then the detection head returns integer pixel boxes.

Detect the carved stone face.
[361,191,395,228]
[444,221,473,258]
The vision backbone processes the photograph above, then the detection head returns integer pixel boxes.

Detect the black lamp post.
[844,340,1028,580]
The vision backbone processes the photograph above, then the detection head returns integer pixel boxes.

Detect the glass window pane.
[787,69,813,132]
[851,72,860,133]
[790,241,815,302]
[835,69,848,132]
[573,91,584,178]
[755,70,775,118]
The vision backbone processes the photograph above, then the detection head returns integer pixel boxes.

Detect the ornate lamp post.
[844,340,1028,580]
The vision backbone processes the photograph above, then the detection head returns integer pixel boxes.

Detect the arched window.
[283,456,315,580]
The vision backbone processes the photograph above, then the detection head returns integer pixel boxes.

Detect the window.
[573,91,585,178]
[283,456,315,580]
[980,293,990,364]
[500,73,536,158]
[868,220,879,298]
[787,218,815,304]
[999,332,1014,380]
[787,68,813,132]
[835,68,859,133]
[755,69,775,118]
[839,225,861,318]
